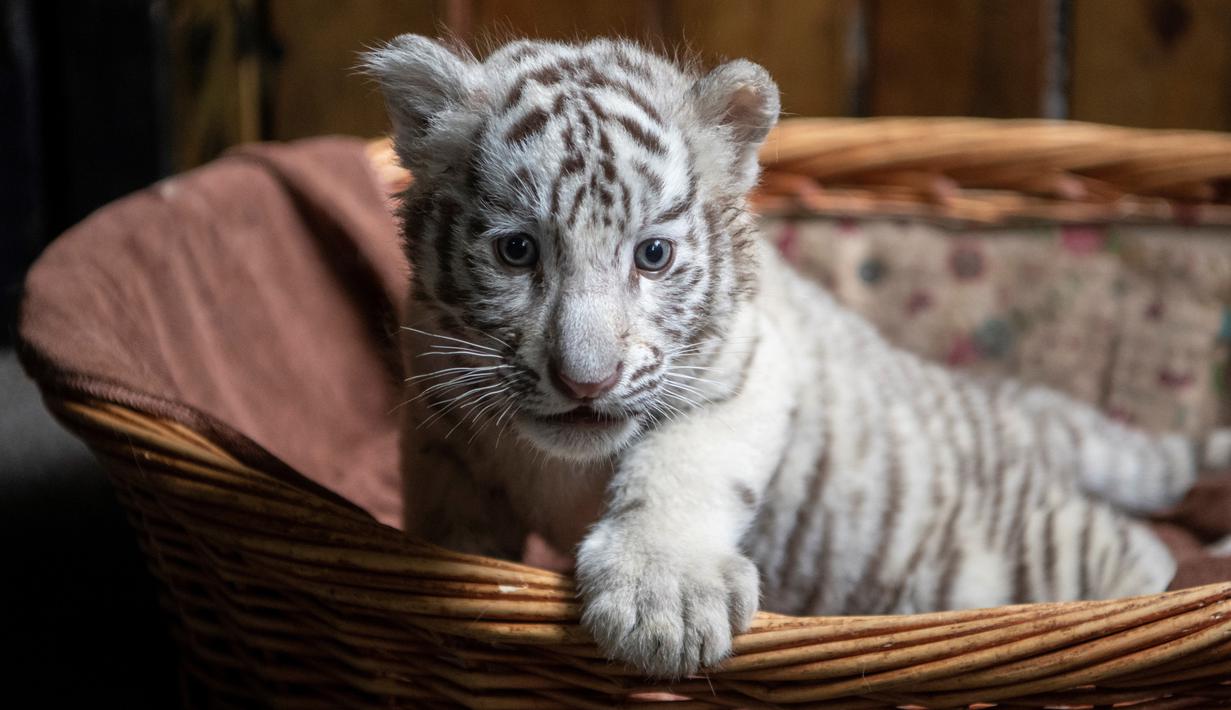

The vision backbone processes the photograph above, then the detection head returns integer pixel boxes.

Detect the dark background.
[3,0,1230,706]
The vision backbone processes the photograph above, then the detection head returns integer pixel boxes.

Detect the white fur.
[369,37,1197,679]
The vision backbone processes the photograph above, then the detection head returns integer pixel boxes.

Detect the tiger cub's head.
[364,36,779,461]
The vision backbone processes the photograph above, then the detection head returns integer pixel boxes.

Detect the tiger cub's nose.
[550,361,623,401]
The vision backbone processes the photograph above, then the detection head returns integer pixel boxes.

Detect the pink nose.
[550,362,623,401]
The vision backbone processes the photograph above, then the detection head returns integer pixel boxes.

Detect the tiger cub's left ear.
[360,34,487,176]
[691,60,780,194]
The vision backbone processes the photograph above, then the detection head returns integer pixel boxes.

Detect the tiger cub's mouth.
[536,406,629,428]
[518,405,642,460]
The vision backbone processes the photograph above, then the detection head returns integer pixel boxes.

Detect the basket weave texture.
[753,117,1231,225]
[31,119,1231,708]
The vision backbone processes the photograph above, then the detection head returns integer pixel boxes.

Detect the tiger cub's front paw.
[575,527,760,678]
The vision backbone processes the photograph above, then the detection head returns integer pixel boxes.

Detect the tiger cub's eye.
[495,233,538,268]
[634,238,675,275]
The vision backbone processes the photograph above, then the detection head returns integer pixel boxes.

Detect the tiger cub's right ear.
[360,34,486,175]
[691,59,780,196]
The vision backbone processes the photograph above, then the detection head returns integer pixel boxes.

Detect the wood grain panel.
[266,0,441,141]
[462,0,662,47]
[169,0,263,170]
[661,0,865,117]
[1071,0,1231,131]
[868,0,1056,118]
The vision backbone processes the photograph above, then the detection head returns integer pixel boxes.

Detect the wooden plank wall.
[1070,0,1231,131]
[169,0,264,171]
[171,0,1231,168]
[265,0,439,140]
[867,0,1059,118]
[660,0,865,117]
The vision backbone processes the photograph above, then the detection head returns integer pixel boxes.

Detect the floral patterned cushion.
[761,216,1231,436]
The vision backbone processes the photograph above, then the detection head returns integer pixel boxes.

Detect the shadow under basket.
[21,119,1231,709]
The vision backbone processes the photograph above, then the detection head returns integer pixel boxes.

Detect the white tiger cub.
[364,36,1226,678]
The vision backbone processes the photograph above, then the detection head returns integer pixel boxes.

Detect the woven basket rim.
[38,385,1231,708]
[753,117,1231,226]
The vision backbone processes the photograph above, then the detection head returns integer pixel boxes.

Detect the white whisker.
[666,372,725,388]
[466,394,512,443]
[645,400,671,425]
[428,380,506,410]
[659,387,701,409]
[417,350,504,360]
[420,381,507,428]
[659,399,687,422]
[660,385,735,434]
[662,378,715,401]
[409,372,495,403]
[388,398,418,415]
[470,327,512,350]
[427,344,502,355]
[447,387,508,438]
[400,325,499,352]
[457,385,509,411]
[495,399,517,429]
[666,335,755,356]
[405,364,508,383]
[494,400,519,448]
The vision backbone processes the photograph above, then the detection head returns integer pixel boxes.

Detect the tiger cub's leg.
[1005,384,1200,514]
[1015,497,1176,600]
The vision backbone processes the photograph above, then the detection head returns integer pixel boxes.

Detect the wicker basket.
[34,118,1231,708]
